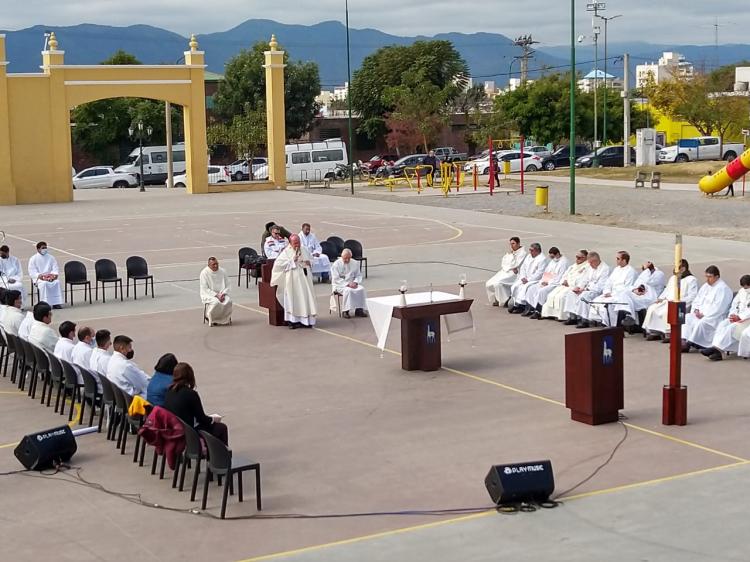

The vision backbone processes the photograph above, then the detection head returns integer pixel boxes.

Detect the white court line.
[453,222,554,237]
[5,233,96,263]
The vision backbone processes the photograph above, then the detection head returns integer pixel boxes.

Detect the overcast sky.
[3,1,749,46]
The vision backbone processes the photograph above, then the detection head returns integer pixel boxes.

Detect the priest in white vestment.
[28,302,59,354]
[299,223,331,282]
[27,241,63,307]
[0,245,26,303]
[331,249,368,318]
[485,237,527,306]
[587,251,639,327]
[523,248,569,317]
[541,250,589,320]
[200,257,232,326]
[610,262,667,328]
[509,243,549,313]
[738,325,750,358]
[682,266,734,351]
[563,252,611,325]
[0,289,24,336]
[271,235,318,328]
[700,275,750,360]
[643,260,699,341]
[263,226,289,260]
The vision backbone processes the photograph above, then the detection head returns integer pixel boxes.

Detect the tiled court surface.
[0,188,748,561]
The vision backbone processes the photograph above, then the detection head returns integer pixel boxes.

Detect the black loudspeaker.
[14,426,77,470]
[485,460,554,504]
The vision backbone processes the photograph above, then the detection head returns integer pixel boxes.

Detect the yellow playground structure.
[698,147,750,194]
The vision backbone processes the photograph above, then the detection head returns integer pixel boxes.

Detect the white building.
[635,52,694,88]
[578,69,624,93]
[483,80,497,96]
[333,82,349,101]
[735,66,750,92]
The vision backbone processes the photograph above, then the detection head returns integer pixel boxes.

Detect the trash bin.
[535,185,549,210]
[502,160,511,175]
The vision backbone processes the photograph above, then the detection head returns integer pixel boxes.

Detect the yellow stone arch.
[0,32,287,205]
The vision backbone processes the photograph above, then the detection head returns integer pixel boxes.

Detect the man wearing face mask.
[71,326,96,370]
[27,241,63,309]
[0,245,26,303]
[106,334,151,398]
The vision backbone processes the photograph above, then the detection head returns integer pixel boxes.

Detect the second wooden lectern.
[564,327,624,425]
[258,261,285,326]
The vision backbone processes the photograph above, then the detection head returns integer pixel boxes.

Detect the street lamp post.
[598,14,622,147]
[587,1,605,168]
[345,0,355,196]
[128,120,153,192]
[569,0,576,215]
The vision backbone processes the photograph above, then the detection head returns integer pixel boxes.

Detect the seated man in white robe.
[263,226,289,260]
[53,320,77,363]
[682,265,734,352]
[90,329,113,376]
[700,275,750,361]
[523,247,569,318]
[587,251,638,328]
[271,234,317,329]
[563,252,611,326]
[541,250,589,321]
[28,241,63,308]
[200,257,232,326]
[299,223,331,282]
[331,248,368,319]
[643,259,699,341]
[71,326,96,370]
[509,243,549,313]
[612,261,667,330]
[485,237,527,307]
[18,310,34,340]
[0,290,25,336]
[28,302,59,354]
[739,324,750,358]
[0,245,26,304]
[106,335,151,398]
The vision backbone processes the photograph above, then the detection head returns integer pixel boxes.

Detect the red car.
[362,154,399,172]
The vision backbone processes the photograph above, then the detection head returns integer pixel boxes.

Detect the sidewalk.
[523,173,698,192]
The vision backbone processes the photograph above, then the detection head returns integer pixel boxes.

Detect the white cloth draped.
[642,275,699,335]
[299,231,331,275]
[200,266,232,325]
[541,261,590,319]
[271,245,317,326]
[510,253,549,305]
[683,279,734,347]
[738,328,750,358]
[330,258,367,313]
[28,252,63,306]
[524,256,570,309]
[485,246,527,304]
[710,288,750,351]
[563,262,611,320]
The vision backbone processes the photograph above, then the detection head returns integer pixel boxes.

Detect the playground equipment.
[698,147,750,194]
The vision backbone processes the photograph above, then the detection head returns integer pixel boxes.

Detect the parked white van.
[115,145,187,184]
[286,139,347,182]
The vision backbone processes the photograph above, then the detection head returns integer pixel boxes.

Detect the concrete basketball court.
[0,187,748,561]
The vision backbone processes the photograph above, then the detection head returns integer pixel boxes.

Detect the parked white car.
[658,136,744,163]
[523,145,553,159]
[227,157,268,181]
[464,151,542,174]
[172,166,231,188]
[73,166,138,189]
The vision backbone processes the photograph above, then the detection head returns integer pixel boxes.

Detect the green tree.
[207,107,267,179]
[212,41,320,140]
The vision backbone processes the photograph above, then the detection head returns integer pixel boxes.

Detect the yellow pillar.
[183,34,208,194]
[264,35,286,188]
[0,34,15,205]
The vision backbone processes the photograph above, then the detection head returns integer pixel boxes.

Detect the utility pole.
[587,2,606,163]
[513,35,539,85]
[623,53,630,167]
[570,0,576,215]
[598,14,622,148]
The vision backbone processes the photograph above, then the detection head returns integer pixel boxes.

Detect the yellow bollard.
[502,160,511,177]
[535,185,549,212]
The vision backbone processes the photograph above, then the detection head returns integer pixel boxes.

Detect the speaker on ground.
[14,425,77,470]
[485,460,554,504]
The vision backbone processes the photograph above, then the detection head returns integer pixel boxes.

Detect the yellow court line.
[621,423,747,462]
[0,396,81,449]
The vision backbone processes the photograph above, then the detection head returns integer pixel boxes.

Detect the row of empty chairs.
[0,329,260,519]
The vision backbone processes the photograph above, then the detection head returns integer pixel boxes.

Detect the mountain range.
[3,20,750,86]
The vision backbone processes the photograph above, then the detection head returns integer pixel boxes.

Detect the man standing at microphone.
[271,234,318,329]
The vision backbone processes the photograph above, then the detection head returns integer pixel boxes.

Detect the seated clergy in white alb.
[508,243,548,313]
[270,234,318,329]
[200,257,232,326]
[563,252,611,326]
[28,241,63,308]
[299,223,331,282]
[541,250,589,320]
[0,245,26,304]
[643,259,699,341]
[700,275,750,361]
[587,251,638,328]
[28,302,59,354]
[331,249,368,319]
[682,265,734,352]
[522,247,569,318]
[485,237,527,306]
[611,261,667,329]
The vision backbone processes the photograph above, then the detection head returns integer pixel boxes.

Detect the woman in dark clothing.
[164,362,229,445]
[146,353,178,407]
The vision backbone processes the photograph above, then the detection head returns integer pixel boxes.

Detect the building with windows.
[577,69,624,93]
[635,52,694,88]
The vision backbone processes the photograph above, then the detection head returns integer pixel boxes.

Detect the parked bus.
[115,144,187,184]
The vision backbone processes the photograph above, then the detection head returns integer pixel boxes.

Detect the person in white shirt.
[521,247,569,317]
[700,275,750,361]
[71,326,95,369]
[563,252,611,326]
[0,245,26,304]
[299,223,331,282]
[0,290,24,336]
[612,261,667,330]
[485,237,527,307]
[263,226,289,260]
[0,287,6,326]
[682,266,734,352]
[106,334,151,398]
[199,257,232,326]
[53,320,77,363]
[509,243,549,314]
[587,251,638,328]
[331,249,368,319]
[540,250,589,321]
[643,259,699,342]
[27,241,63,308]
[89,329,113,376]
[18,310,34,340]
[28,302,59,354]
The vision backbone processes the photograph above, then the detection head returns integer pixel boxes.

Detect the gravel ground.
[304,179,750,241]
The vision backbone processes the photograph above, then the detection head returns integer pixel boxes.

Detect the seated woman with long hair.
[164,362,228,445]
[146,353,178,407]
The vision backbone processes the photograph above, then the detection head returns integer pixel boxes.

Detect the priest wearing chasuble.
[270,235,318,329]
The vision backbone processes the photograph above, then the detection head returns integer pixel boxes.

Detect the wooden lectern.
[564,327,624,425]
[258,260,285,326]
[392,299,473,371]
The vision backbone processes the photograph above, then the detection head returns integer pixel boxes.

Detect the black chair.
[320,240,339,265]
[111,385,131,453]
[94,259,123,303]
[1,329,14,378]
[5,332,21,385]
[0,328,7,377]
[14,337,31,390]
[327,236,345,256]
[344,239,368,278]
[98,376,118,439]
[177,419,208,500]
[238,247,260,288]
[64,261,92,306]
[29,344,49,401]
[126,256,154,300]
[46,352,65,411]
[19,339,37,394]
[200,430,261,519]
[78,368,102,427]
[60,360,84,421]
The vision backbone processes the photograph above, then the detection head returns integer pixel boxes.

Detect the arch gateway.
[0,33,286,205]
